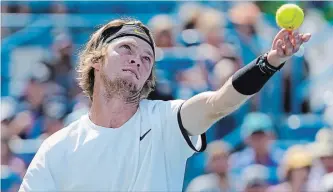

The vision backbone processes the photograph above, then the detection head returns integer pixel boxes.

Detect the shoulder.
[191,173,219,183]
[266,183,289,192]
[187,173,219,192]
[140,99,185,114]
[42,115,85,150]
[229,148,254,168]
[270,145,286,164]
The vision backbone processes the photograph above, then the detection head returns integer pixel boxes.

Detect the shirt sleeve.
[19,140,57,191]
[160,100,201,159]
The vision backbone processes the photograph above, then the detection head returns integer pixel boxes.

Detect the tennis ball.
[276,4,304,30]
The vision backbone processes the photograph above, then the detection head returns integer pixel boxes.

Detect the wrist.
[267,51,286,67]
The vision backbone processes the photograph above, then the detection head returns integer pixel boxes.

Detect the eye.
[143,56,151,63]
[120,44,131,50]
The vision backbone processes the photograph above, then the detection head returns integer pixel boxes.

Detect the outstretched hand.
[267,29,311,67]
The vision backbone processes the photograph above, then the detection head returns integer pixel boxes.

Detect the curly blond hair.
[77,19,156,101]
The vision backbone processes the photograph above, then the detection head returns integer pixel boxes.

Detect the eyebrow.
[124,41,154,59]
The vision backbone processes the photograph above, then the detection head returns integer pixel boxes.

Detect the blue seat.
[278,114,326,141]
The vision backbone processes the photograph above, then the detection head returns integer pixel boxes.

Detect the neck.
[290,182,303,192]
[218,174,230,190]
[1,156,9,165]
[255,151,269,164]
[89,86,139,128]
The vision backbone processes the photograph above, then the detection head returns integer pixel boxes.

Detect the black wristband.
[259,53,285,75]
[231,53,285,95]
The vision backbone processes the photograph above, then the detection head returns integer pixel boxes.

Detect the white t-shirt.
[20,99,201,191]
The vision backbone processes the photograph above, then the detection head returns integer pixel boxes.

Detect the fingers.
[276,29,291,39]
[293,33,302,52]
[291,31,299,46]
[292,33,311,53]
[272,30,311,58]
[301,33,311,42]
[283,35,293,56]
[272,29,291,49]
[276,39,284,57]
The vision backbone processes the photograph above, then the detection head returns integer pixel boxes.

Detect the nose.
[130,59,140,68]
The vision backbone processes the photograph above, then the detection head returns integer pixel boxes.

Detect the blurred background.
[1,1,333,191]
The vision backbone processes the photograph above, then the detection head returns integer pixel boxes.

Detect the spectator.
[229,113,283,171]
[6,3,32,34]
[209,57,240,140]
[320,172,333,192]
[300,4,333,112]
[178,2,202,31]
[176,8,239,100]
[315,128,333,144]
[1,128,25,192]
[228,2,276,113]
[186,140,235,192]
[307,129,333,191]
[209,57,239,91]
[267,145,313,192]
[50,2,68,14]
[195,7,238,63]
[50,2,70,35]
[148,14,175,48]
[147,14,175,101]
[240,164,269,192]
[17,76,47,140]
[228,2,268,65]
[196,7,225,50]
[2,1,331,190]
[48,33,79,99]
[38,97,67,140]
[1,3,11,39]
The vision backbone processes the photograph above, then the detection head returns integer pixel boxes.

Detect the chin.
[120,78,139,91]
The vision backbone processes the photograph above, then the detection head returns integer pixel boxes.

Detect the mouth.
[122,68,139,79]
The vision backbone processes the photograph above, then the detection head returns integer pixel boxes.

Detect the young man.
[20,19,311,191]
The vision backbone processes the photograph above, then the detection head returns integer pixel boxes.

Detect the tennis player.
[20,19,311,191]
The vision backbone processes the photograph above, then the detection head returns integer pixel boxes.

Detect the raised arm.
[180,29,311,135]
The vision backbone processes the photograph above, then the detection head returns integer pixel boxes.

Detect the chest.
[58,125,159,190]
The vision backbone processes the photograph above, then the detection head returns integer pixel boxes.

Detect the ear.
[91,57,101,71]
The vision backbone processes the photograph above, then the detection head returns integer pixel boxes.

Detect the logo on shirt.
[140,129,151,141]
[134,29,145,35]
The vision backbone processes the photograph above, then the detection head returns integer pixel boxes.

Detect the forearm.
[181,54,283,135]
[211,53,284,115]
[180,78,249,136]
[208,78,251,120]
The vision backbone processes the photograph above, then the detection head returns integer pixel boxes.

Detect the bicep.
[158,100,201,158]
[180,78,251,135]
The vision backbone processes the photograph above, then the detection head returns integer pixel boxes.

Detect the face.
[207,153,229,175]
[321,156,333,172]
[26,81,45,109]
[155,30,173,48]
[95,36,154,99]
[236,24,256,37]
[206,28,223,47]
[1,140,10,162]
[290,167,310,187]
[245,185,267,192]
[247,131,271,154]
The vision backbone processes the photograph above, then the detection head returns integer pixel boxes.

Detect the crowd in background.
[1,1,333,191]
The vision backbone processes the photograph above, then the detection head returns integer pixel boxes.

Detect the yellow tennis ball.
[276,4,304,30]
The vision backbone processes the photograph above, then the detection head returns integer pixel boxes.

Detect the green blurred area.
[256,1,333,22]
